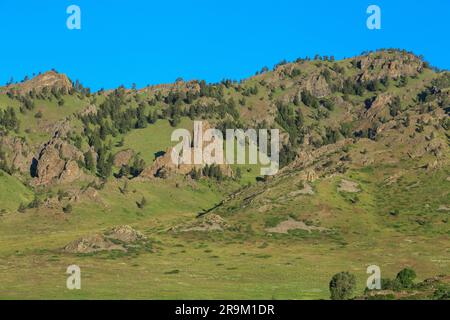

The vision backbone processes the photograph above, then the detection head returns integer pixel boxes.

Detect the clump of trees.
[301,90,320,109]
[0,107,20,132]
[202,164,224,181]
[379,268,417,291]
[189,164,225,181]
[389,96,402,117]
[275,101,304,146]
[115,154,146,179]
[275,101,306,168]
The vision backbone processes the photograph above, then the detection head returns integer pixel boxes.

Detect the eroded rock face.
[303,74,331,98]
[355,51,424,82]
[32,138,84,186]
[0,136,34,174]
[364,94,392,121]
[48,119,72,139]
[59,160,82,184]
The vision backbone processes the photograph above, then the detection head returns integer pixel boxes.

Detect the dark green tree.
[329,272,357,300]
[396,268,416,288]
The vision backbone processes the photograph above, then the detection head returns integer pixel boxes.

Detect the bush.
[34,111,43,119]
[28,196,41,209]
[396,268,416,288]
[381,278,402,291]
[18,203,27,213]
[63,204,73,214]
[329,272,357,300]
[137,197,147,209]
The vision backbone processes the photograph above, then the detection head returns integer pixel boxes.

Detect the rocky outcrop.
[63,234,125,254]
[0,135,34,174]
[139,146,233,179]
[172,214,231,232]
[63,225,148,254]
[47,119,72,138]
[139,121,233,179]
[113,149,135,167]
[141,80,201,97]
[354,51,424,82]
[104,225,147,243]
[338,179,361,193]
[364,94,392,121]
[69,186,104,205]
[265,218,328,234]
[303,74,332,98]
[4,71,73,95]
[31,138,84,186]
[58,160,82,184]
[139,147,197,178]
[79,104,98,117]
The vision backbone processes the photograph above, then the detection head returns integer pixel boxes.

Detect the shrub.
[63,204,73,214]
[329,272,357,300]
[396,268,416,288]
[34,111,43,118]
[381,278,402,291]
[137,197,147,209]
[18,203,27,213]
[28,196,41,209]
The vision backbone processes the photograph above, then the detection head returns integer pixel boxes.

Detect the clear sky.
[1,0,449,91]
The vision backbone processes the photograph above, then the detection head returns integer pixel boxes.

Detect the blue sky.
[0,0,449,91]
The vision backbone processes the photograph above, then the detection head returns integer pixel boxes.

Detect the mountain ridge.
[0,48,448,299]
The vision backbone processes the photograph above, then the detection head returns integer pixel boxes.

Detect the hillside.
[0,49,448,299]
